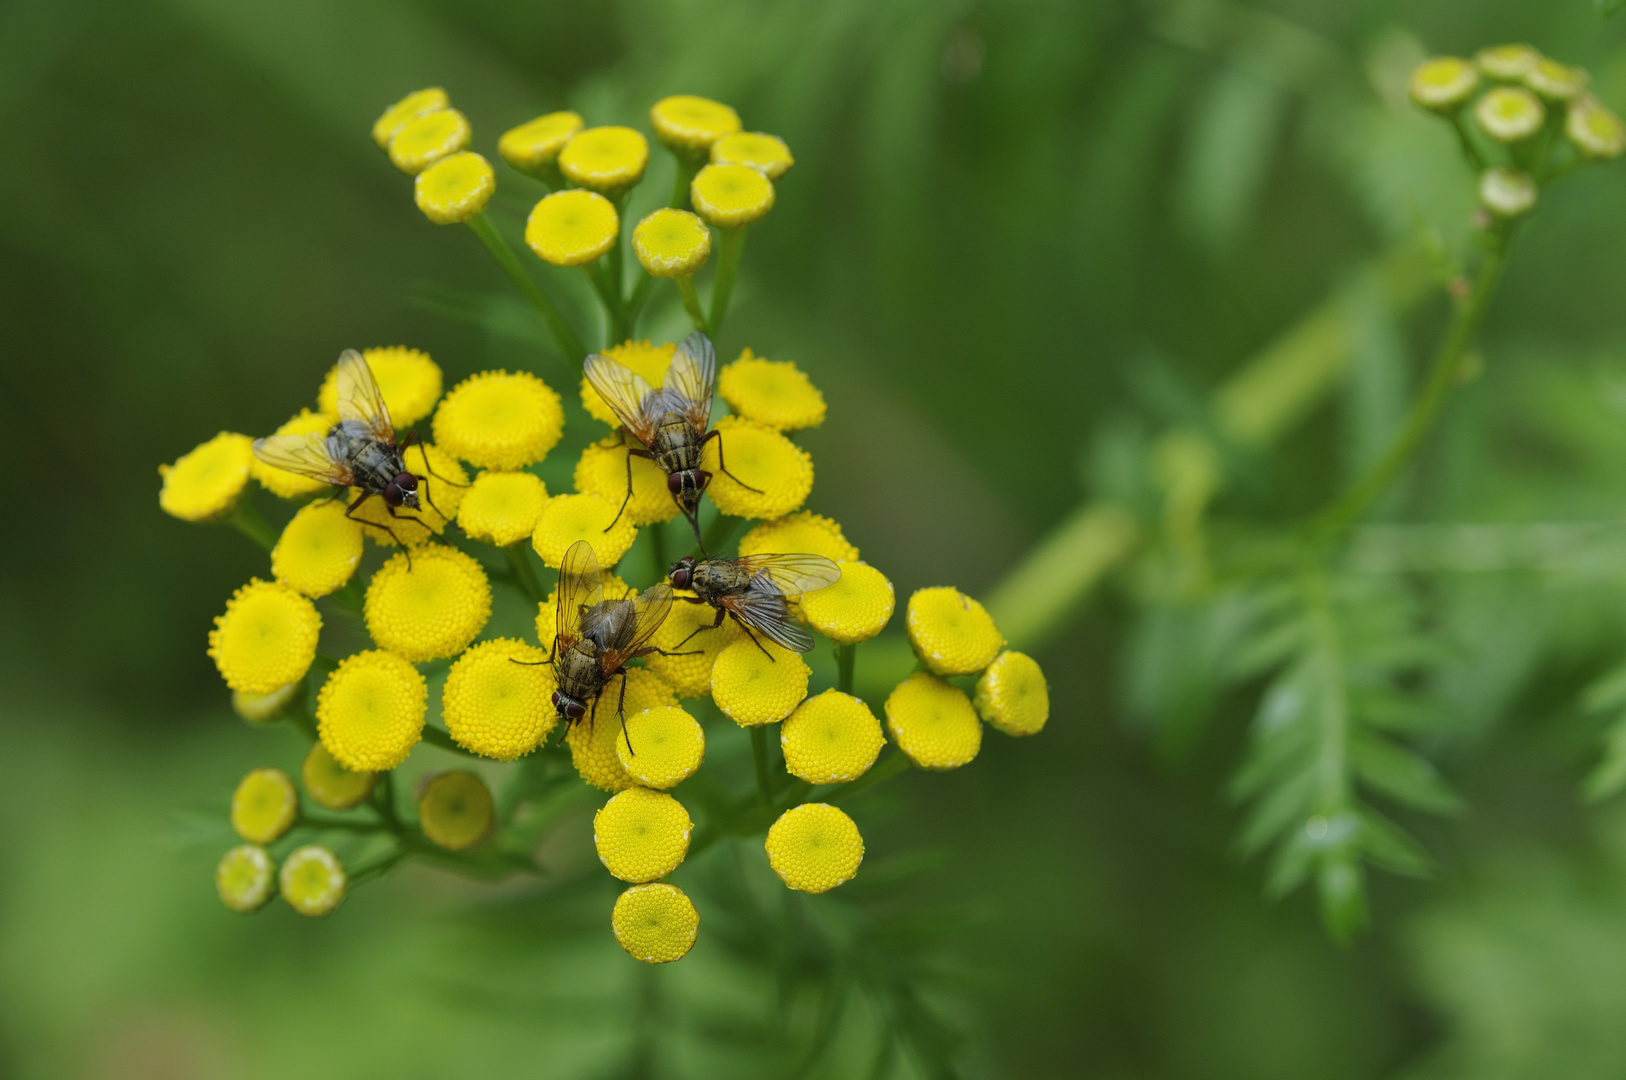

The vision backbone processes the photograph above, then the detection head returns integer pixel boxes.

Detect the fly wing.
[584,352,662,445]
[733,553,843,597]
[658,331,716,435]
[333,350,395,443]
[554,540,605,651]
[251,432,355,487]
[600,583,676,669]
[720,577,815,652]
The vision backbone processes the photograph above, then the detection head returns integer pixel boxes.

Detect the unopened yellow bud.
[1567,96,1626,159]
[1479,168,1536,218]
[373,87,449,148]
[388,108,472,175]
[279,845,346,917]
[650,95,741,154]
[558,125,649,192]
[885,672,981,770]
[633,208,712,277]
[690,163,774,228]
[974,651,1049,736]
[231,682,300,725]
[498,111,583,173]
[1475,86,1545,143]
[414,151,495,224]
[1475,44,1539,81]
[1409,57,1478,111]
[525,189,619,267]
[418,771,494,851]
[231,767,298,844]
[1524,58,1586,102]
[217,845,275,913]
[710,132,794,179]
[301,742,376,811]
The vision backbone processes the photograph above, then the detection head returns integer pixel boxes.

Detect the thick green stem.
[505,543,546,605]
[299,811,380,834]
[669,157,699,209]
[837,643,856,696]
[626,272,656,333]
[707,227,747,339]
[751,726,773,811]
[465,212,587,361]
[827,749,911,805]
[226,499,275,551]
[348,844,408,885]
[649,520,669,582]
[582,260,626,346]
[420,724,479,758]
[674,274,707,332]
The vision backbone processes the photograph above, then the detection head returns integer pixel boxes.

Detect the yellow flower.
[710,132,794,179]
[1525,57,1587,101]
[690,163,774,228]
[1408,57,1478,111]
[557,125,649,191]
[764,803,863,894]
[885,672,981,770]
[1568,96,1626,159]
[231,767,298,844]
[272,500,363,598]
[159,432,254,522]
[349,443,469,546]
[456,470,550,546]
[1476,43,1540,80]
[442,638,556,760]
[645,595,742,696]
[525,188,619,267]
[317,346,443,431]
[498,111,583,172]
[568,668,676,791]
[906,586,1004,675]
[974,651,1049,737]
[738,512,859,561]
[364,544,491,662]
[1475,86,1544,143]
[251,411,333,499]
[316,650,427,771]
[800,561,893,645]
[209,579,322,694]
[633,208,711,277]
[710,639,809,726]
[535,570,635,654]
[700,416,812,519]
[418,771,494,851]
[650,95,741,154]
[373,87,449,148]
[781,690,884,784]
[388,108,471,174]
[414,150,495,224]
[232,683,300,724]
[1480,168,1537,218]
[580,339,676,426]
[612,882,698,964]
[280,845,346,917]
[617,705,704,789]
[216,845,275,913]
[301,741,375,810]
[594,787,692,882]
[573,437,680,526]
[718,349,825,431]
[433,370,564,470]
[531,492,638,569]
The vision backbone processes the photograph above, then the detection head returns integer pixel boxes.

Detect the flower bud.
[497,111,583,173]
[418,771,494,851]
[557,126,649,192]
[231,682,300,724]
[710,132,794,179]
[231,767,298,844]
[1479,168,1537,218]
[1524,58,1587,102]
[414,151,495,225]
[1567,96,1626,160]
[279,845,346,917]
[633,208,712,277]
[690,163,775,228]
[525,189,619,267]
[216,845,275,913]
[1409,57,1478,112]
[387,108,472,175]
[649,95,741,156]
[1475,44,1539,81]
[1474,86,1545,143]
[372,87,449,149]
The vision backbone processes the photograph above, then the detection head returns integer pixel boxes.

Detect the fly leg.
[509,638,558,666]
[737,621,774,661]
[615,670,632,756]
[413,436,470,487]
[703,429,763,493]
[344,491,411,566]
[673,606,728,650]
[606,447,655,531]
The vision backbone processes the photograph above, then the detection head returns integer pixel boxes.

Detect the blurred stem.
[668,157,699,209]
[707,227,747,339]
[985,505,1140,651]
[505,543,546,605]
[349,844,408,885]
[1450,111,1487,170]
[298,811,378,834]
[649,520,668,582]
[329,577,364,616]
[837,643,856,695]
[420,724,479,758]
[465,212,587,361]
[674,274,707,331]
[626,272,656,333]
[583,260,627,346]
[751,726,772,811]
[226,499,275,551]
[702,512,742,554]
[827,748,910,805]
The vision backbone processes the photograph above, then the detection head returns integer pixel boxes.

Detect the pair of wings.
[712,553,842,653]
[557,540,675,669]
[250,350,393,486]
[584,331,715,447]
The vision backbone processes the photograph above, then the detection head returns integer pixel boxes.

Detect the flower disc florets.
[442,638,556,760]
[644,596,742,696]
[650,95,741,154]
[718,350,825,431]
[433,370,564,470]
[700,416,812,518]
[1524,58,1586,101]
[594,786,692,882]
[365,543,491,661]
[531,493,638,569]
[580,339,676,425]
[349,443,468,546]
[801,561,893,644]
[456,470,549,546]
[231,767,298,844]
[633,208,712,277]
[388,108,471,175]
[418,771,494,851]
[906,586,1004,675]
[209,579,322,694]
[710,639,810,726]
[251,411,333,499]
[612,883,699,964]
[781,690,885,784]
[738,512,859,562]
[1475,86,1545,142]
[558,125,649,192]
[974,651,1050,737]
[690,163,774,228]
[1568,96,1626,159]
[526,188,619,266]
[710,132,794,179]
[616,706,705,790]
[885,672,982,770]
[317,346,443,430]
[316,650,427,772]
[415,150,495,224]
[574,438,680,525]
[272,500,363,598]
[373,87,449,148]
[567,669,676,791]
[216,845,275,913]
[280,845,346,917]
[765,803,863,894]
[302,742,375,810]
[1408,57,1479,111]
[160,432,254,522]
[1476,43,1539,80]
[498,111,583,172]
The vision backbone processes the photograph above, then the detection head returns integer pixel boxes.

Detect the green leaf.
[1582,661,1626,712]
[1352,732,1465,815]
[1317,856,1368,944]
[1584,711,1626,802]
[1599,0,1626,17]
[1356,808,1437,879]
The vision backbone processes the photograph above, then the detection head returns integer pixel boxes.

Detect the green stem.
[674,274,708,331]
[827,748,911,805]
[669,157,700,209]
[226,499,275,551]
[751,726,773,811]
[626,272,656,334]
[701,513,742,555]
[420,724,479,757]
[582,260,627,346]
[1450,111,1488,171]
[707,227,747,339]
[837,643,856,695]
[465,211,587,361]
[348,844,409,885]
[505,543,546,605]
[650,519,669,582]
[298,811,380,834]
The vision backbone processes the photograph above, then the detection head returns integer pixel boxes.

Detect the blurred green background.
[8,0,1626,1076]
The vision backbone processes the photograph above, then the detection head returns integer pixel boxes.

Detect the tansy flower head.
[1568,96,1626,159]
[1476,43,1540,80]
[209,580,321,694]
[801,561,893,645]
[442,638,556,760]
[364,543,491,662]
[531,492,638,569]
[710,131,794,179]
[574,438,680,526]
[975,650,1049,737]
[738,512,859,562]
[433,370,564,470]
[645,595,742,696]
[885,672,981,770]
[159,432,254,522]
[231,682,300,725]
[710,639,809,727]
[301,741,375,811]
[1409,57,1478,111]
[580,339,676,426]
[525,188,619,267]
[1480,168,1537,218]
[617,705,705,790]
[558,125,649,192]
[280,845,346,917]
[217,845,275,913]
[1475,86,1545,143]
[457,470,550,546]
[388,108,472,175]
[700,416,812,519]
[498,111,583,172]
[650,95,741,154]
[349,443,468,546]
[612,882,698,964]
[690,163,774,229]
[231,768,298,844]
[418,771,494,851]
[251,411,332,499]
[633,208,712,277]
[594,787,692,883]
[272,500,363,598]
[718,350,825,431]
[316,650,427,772]
[568,669,675,791]
[317,346,443,431]
[781,690,885,784]
[373,87,449,148]
[415,150,495,224]
[906,586,1004,675]
[1525,58,1586,101]
[536,572,635,652]
[765,803,863,894]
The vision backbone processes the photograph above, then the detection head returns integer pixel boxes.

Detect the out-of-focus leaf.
[1352,732,1465,815]
[1175,63,1288,256]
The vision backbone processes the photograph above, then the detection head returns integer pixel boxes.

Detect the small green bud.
[1475,43,1540,81]
[216,844,275,913]
[1524,58,1587,102]
[1409,57,1479,112]
[280,845,346,917]
[1479,168,1537,218]
[231,683,299,724]
[231,767,298,844]
[418,771,494,851]
[1567,96,1626,160]
[301,742,376,811]
[1475,86,1545,143]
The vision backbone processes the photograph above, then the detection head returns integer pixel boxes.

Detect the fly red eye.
[550,691,563,711]
[667,472,684,495]
[671,568,690,588]
[566,701,587,720]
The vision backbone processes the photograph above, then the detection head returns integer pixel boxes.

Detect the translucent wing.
[584,352,662,445]
[334,349,394,442]
[251,432,354,486]
[555,540,605,651]
[733,553,842,597]
[658,331,716,435]
[719,578,816,652]
[600,584,676,669]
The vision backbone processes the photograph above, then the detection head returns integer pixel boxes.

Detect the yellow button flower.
[531,492,638,569]
[159,432,254,522]
[536,572,635,653]
[781,690,885,784]
[414,150,495,224]
[1525,57,1586,101]
[594,786,692,882]
[525,188,619,266]
[710,131,794,179]
[573,437,680,526]
[232,683,300,724]
[388,108,471,174]
[885,672,981,770]
[700,416,812,519]
[1480,168,1536,218]
[738,512,859,561]
[801,561,893,645]
[498,110,583,172]
[558,125,649,191]
[718,349,825,431]
[1568,96,1626,159]
[633,208,712,277]
[906,586,1004,675]
[650,95,741,153]
[210,579,322,694]
[690,163,775,228]
[272,500,363,598]
[348,442,469,546]
[432,370,564,470]
[280,845,346,917]
[1476,43,1539,80]
[418,771,494,851]
[364,544,491,662]
[612,882,698,964]
[316,649,427,771]
[580,339,676,425]
[617,705,704,789]
[765,803,863,893]
[301,741,375,810]
[442,637,556,760]
[373,87,449,148]
[217,844,275,913]
[710,639,809,726]
[568,668,676,791]
[231,767,298,844]
[251,410,333,499]
[457,470,549,546]
[645,595,742,696]
[1408,57,1478,111]
[317,346,443,431]
[974,651,1049,737]
[1475,86,1544,142]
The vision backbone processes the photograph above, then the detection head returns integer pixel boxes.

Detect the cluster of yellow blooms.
[162,86,1048,964]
